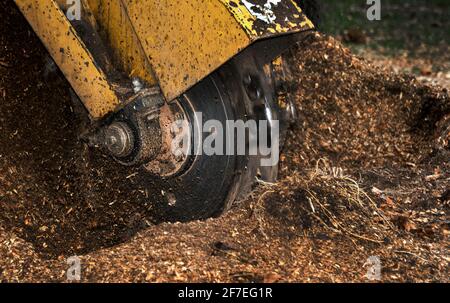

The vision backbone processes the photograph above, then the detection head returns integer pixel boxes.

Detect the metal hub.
[88,49,296,222]
[145,101,191,177]
[104,122,135,158]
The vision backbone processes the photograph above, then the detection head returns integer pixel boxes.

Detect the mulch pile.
[0,1,448,282]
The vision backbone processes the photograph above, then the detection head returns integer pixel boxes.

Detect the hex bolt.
[104,122,135,158]
[106,136,118,146]
[132,78,144,94]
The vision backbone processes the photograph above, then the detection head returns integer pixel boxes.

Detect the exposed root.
[255,158,395,243]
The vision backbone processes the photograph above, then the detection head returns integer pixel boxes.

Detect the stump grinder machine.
[14,0,317,221]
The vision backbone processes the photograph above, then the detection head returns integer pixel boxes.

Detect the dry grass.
[253,158,395,245]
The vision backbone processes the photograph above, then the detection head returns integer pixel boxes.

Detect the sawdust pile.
[0,1,448,282]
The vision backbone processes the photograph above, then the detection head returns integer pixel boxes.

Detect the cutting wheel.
[136,64,247,222]
[71,50,295,222]
[135,57,285,222]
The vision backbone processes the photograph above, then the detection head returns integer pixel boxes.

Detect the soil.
[0,1,448,282]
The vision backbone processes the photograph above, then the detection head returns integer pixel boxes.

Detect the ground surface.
[0,1,448,282]
[320,0,450,88]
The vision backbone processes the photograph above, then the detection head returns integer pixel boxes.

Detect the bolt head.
[104,122,134,158]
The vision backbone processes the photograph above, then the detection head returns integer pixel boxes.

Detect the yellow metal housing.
[14,0,314,119]
[14,0,121,118]
[85,0,158,86]
[121,0,314,101]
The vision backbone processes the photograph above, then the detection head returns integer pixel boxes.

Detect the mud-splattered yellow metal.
[220,0,314,37]
[123,0,314,101]
[14,0,313,119]
[85,0,158,86]
[14,0,121,118]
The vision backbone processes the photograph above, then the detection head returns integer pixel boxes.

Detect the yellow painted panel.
[14,0,120,118]
[86,0,158,86]
[220,0,315,38]
[15,0,314,118]
[123,0,251,101]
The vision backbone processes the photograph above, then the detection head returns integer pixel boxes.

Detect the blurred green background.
[319,0,449,61]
